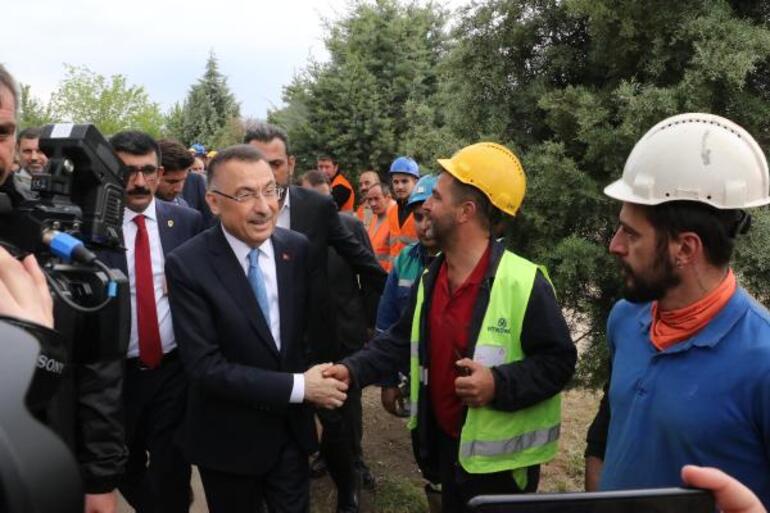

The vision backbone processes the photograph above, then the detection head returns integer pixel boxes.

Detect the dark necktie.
[134,215,162,368]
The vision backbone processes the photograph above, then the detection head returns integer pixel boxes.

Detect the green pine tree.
[176,51,241,148]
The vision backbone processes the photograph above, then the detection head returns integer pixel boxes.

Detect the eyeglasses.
[211,184,285,204]
[125,164,159,177]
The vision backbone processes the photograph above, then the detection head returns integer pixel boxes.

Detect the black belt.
[126,348,179,371]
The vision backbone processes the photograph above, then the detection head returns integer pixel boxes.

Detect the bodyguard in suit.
[105,131,203,513]
[165,145,349,513]
[245,123,386,513]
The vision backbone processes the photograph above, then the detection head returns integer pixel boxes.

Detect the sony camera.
[0,123,131,415]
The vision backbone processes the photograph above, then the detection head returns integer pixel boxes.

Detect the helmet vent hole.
[665,193,670,197]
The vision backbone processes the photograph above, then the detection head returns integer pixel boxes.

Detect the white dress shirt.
[276,189,291,229]
[221,225,305,403]
[123,198,176,358]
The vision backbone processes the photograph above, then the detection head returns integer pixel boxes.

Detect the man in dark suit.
[245,123,386,513]
[103,131,203,513]
[181,166,215,226]
[165,144,349,513]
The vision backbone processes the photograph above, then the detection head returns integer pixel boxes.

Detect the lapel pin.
[282,252,291,261]
[167,220,175,228]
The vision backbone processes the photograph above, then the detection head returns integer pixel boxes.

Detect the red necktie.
[134,215,162,368]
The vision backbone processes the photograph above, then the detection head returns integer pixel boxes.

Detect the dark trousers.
[436,428,539,513]
[119,353,191,513]
[317,384,362,487]
[199,438,310,513]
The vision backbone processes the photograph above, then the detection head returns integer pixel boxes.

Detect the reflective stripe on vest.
[408,251,562,474]
[331,173,355,212]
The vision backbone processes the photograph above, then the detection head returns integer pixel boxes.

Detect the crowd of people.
[1,62,769,513]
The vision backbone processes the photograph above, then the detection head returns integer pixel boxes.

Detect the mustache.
[127,187,152,196]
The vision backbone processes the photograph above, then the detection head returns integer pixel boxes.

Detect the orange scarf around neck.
[649,269,736,351]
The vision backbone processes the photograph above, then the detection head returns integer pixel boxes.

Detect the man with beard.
[583,113,770,509]
[104,131,202,512]
[13,127,48,192]
[325,142,576,513]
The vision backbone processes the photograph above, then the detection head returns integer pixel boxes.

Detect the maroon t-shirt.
[427,243,491,438]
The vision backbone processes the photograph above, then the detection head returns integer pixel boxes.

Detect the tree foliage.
[278,0,770,386]
[18,84,54,130]
[171,52,241,148]
[269,0,450,178]
[47,65,165,137]
[445,0,770,385]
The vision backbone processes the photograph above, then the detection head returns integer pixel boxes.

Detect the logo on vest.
[487,317,511,335]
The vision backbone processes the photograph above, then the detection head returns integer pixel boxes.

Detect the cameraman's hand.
[84,491,117,513]
[0,248,53,329]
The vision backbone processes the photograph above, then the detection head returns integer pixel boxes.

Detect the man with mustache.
[102,130,203,513]
[165,145,349,513]
[584,113,770,509]
[13,127,48,192]
[245,122,385,513]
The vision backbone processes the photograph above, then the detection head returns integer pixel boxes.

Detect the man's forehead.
[18,137,39,148]
[0,85,16,122]
[117,150,158,165]
[218,159,273,186]
[250,137,287,158]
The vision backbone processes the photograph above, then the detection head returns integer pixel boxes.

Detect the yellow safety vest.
[408,250,561,476]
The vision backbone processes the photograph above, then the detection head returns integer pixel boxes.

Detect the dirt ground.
[118,387,601,513]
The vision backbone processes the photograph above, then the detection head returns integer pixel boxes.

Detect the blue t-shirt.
[600,288,770,508]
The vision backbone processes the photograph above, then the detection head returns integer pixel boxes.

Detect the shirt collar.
[221,225,274,266]
[638,287,750,353]
[280,187,291,212]
[123,197,157,225]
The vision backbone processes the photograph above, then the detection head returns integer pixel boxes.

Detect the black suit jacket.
[288,186,386,362]
[97,200,204,274]
[165,225,318,476]
[181,171,215,227]
[56,200,201,492]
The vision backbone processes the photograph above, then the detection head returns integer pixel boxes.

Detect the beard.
[619,249,681,303]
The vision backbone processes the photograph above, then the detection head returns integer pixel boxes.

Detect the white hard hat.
[604,113,770,209]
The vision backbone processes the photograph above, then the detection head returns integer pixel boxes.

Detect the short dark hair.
[109,130,160,162]
[158,138,194,172]
[642,201,745,267]
[445,171,502,231]
[17,126,43,143]
[300,169,329,187]
[207,144,265,186]
[0,64,18,116]
[317,153,336,165]
[243,121,291,155]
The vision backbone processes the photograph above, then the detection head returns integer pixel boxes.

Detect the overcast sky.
[0,0,377,119]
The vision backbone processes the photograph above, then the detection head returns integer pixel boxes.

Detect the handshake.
[302,363,352,409]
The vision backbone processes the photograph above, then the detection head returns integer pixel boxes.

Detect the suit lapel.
[208,227,279,359]
[272,230,293,361]
[155,201,175,255]
[288,187,308,234]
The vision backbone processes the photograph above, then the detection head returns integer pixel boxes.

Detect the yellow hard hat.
[436,142,526,216]
[207,150,218,158]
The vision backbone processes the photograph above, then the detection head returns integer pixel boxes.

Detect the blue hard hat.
[189,143,206,157]
[407,174,437,206]
[388,156,420,178]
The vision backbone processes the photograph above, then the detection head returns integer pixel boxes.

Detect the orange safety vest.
[356,204,373,227]
[387,202,417,259]
[331,173,355,212]
[366,211,392,271]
